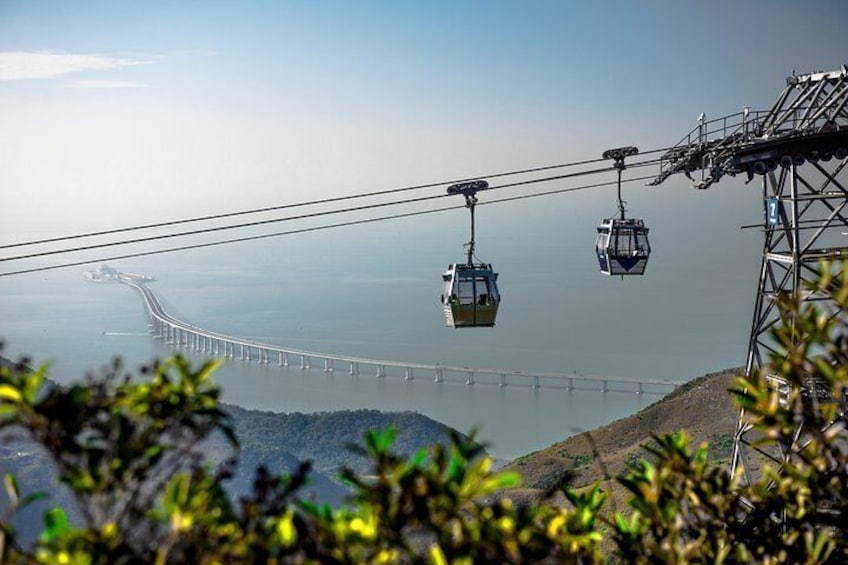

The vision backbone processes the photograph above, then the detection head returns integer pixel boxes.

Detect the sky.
[1,0,847,239]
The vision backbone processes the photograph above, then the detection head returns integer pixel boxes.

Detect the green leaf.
[42,507,70,542]
[23,366,46,403]
[19,491,49,508]
[492,471,521,489]
[369,427,396,453]
[0,384,22,403]
[408,448,428,469]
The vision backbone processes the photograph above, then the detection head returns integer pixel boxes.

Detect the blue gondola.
[595,217,650,275]
[596,146,651,276]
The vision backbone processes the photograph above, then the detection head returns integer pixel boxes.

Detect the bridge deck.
[118,274,679,391]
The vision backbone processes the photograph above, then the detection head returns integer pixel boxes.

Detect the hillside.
[223,404,464,476]
[503,368,741,505]
[0,369,465,543]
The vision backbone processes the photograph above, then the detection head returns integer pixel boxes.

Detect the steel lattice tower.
[649,66,848,485]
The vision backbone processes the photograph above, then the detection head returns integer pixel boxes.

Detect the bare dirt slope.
[503,368,741,505]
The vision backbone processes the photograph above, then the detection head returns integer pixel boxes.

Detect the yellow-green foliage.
[1,262,847,564]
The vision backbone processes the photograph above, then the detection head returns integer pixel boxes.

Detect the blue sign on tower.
[766,197,781,226]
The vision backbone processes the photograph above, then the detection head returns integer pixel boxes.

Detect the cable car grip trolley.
[440,180,501,328]
[595,146,651,276]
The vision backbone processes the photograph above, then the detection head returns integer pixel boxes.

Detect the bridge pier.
[349,362,359,375]
[376,365,386,378]
[499,373,506,387]
[300,355,310,370]
[434,368,444,383]
[279,352,288,367]
[637,382,643,395]
[261,349,269,364]
[601,380,608,393]
[533,376,540,389]
[567,377,574,391]
[324,359,334,372]
[404,367,413,381]
[466,371,474,385]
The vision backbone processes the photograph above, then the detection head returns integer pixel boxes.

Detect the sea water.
[0,179,763,459]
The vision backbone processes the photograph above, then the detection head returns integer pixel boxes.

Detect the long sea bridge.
[114,272,678,395]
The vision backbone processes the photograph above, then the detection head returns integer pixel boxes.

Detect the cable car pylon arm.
[649,66,848,189]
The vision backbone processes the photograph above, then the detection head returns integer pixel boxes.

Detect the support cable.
[0,158,608,250]
[1,149,671,251]
[0,175,655,277]
[2,162,668,264]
